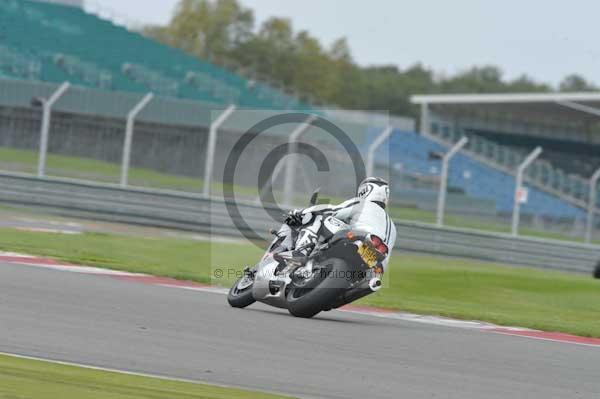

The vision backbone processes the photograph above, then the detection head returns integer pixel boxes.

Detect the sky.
[94,0,600,86]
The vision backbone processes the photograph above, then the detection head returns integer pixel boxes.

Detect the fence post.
[585,167,600,243]
[420,102,430,136]
[37,82,70,178]
[366,126,393,177]
[437,137,468,227]
[283,115,317,207]
[203,105,236,197]
[511,146,542,237]
[120,93,154,187]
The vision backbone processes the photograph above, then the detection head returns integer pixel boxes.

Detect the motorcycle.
[227,191,386,318]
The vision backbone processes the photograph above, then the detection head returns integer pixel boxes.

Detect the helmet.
[357,177,389,207]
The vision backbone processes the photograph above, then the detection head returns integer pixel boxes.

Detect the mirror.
[309,188,320,206]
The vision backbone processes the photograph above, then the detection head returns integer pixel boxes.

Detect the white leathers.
[277,177,396,271]
[294,198,396,272]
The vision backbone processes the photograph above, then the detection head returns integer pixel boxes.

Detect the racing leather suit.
[277,198,396,272]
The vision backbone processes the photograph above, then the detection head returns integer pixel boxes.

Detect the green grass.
[364,255,600,338]
[0,354,291,399]
[0,147,259,197]
[0,229,261,284]
[1,228,599,337]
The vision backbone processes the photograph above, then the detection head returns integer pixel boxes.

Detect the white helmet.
[357,177,390,207]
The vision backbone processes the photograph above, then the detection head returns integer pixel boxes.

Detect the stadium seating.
[429,119,596,205]
[466,129,600,178]
[0,0,310,110]
[371,129,586,218]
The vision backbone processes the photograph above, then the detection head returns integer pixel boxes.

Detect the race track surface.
[0,262,598,399]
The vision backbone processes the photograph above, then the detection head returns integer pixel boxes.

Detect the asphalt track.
[1,262,599,399]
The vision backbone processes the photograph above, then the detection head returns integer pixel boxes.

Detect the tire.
[286,258,352,318]
[227,275,256,308]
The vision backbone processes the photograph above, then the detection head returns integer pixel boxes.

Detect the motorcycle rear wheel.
[286,258,351,318]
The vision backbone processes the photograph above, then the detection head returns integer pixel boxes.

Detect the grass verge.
[1,228,599,337]
[0,147,259,197]
[0,353,291,399]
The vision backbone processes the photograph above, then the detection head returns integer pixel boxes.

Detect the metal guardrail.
[1,172,599,274]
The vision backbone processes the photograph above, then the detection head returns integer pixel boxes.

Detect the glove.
[284,209,303,227]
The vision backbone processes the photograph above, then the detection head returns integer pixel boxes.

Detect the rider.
[275,177,396,273]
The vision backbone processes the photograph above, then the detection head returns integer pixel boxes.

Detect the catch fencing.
[0,78,413,205]
[2,171,598,274]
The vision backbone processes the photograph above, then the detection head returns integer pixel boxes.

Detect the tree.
[291,31,339,101]
[329,38,353,64]
[439,66,505,93]
[559,74,597,92]
[327,38,365,109]
[144,0,598,116]
[232,17,296,87]
[507,74,551,92]
[145,0,254,65]
[233,18,339,102]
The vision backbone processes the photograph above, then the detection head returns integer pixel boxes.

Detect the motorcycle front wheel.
[227,274,256,308]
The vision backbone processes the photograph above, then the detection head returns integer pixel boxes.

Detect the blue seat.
[366,129,585,219]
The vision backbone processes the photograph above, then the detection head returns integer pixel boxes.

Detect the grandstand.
[0,0,309,110]
[382,129,584,218]
[411,93,600,219]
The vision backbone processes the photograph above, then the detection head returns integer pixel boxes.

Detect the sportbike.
[227,191,386,318]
